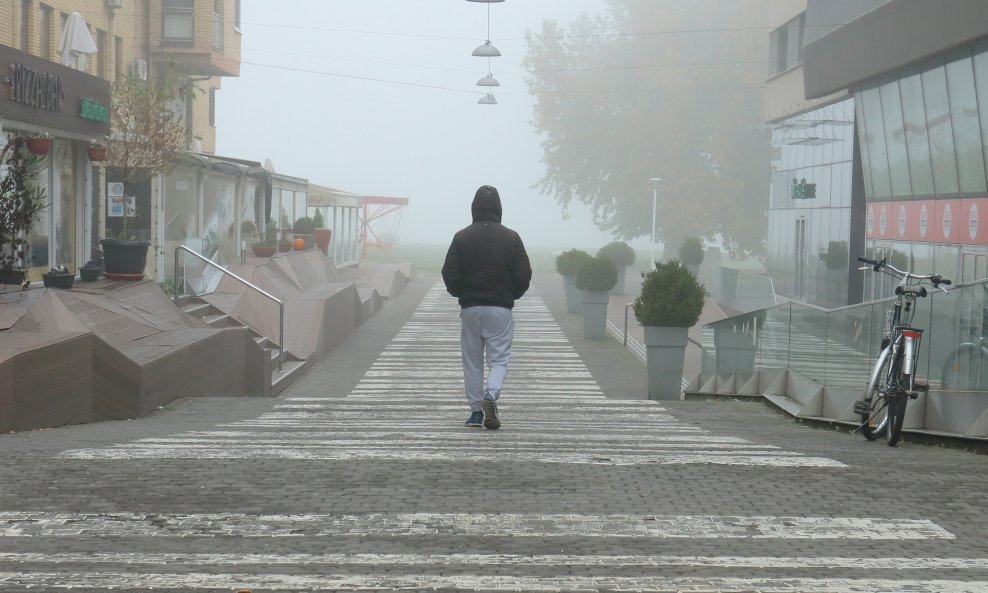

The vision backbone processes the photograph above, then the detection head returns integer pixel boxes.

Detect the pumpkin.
[293,237,305,251]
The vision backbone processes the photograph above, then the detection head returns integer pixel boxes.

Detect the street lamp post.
[649,177,661,265]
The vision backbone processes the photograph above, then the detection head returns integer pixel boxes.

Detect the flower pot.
[581,290,610,339]
[0,269,27,286]
[25,137,52,156]
[42,273,74,289]
[314,228,332,255]
[87,145,107,161]
[251,245,277,257]
[563,275,582,314]
[643,326,689,401]
[611,266,627,295]
[278,241,293,253]
[79,266,101,282]
[100,238,151,280]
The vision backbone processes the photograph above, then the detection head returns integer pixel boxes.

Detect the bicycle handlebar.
[857,256,881,266]
[856,254,952,290]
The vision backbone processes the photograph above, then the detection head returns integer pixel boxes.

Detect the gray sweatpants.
[459,306,515,412]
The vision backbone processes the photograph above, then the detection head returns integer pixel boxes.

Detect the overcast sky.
[215,0,633,249]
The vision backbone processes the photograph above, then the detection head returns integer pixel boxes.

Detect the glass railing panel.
[787,302,831,384]
[754,303,791,372]
[929,280,988,390]
[825,301,886,387]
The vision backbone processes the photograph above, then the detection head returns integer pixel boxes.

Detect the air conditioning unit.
[107,0,123,8]
[130,59,148,80]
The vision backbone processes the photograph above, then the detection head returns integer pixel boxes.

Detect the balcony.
[155,6,240,77]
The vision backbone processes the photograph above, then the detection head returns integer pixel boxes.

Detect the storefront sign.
[79,97,109,122]
[791,178,817,200]
[1,43,110,136]
[9,63,61,112]
[865,198,988,246]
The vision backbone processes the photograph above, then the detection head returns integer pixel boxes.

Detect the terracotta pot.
[87,146,107,161]
[251,245,276,257]
[314,228,332,255]
[25,137,52,156]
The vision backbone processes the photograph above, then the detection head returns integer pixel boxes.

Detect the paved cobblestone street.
[1,273,987,592]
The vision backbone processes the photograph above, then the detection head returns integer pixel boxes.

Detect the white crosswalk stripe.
[61,285,845,468]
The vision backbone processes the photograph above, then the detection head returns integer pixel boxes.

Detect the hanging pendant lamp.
[476,73,500,87]
[472,40,501,57]
[478,93,498,104]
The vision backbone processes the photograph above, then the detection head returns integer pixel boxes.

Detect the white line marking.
[0,512,952,539]
[0,572,983,592]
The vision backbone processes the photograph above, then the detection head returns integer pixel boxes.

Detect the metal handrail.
[174,245,284,372]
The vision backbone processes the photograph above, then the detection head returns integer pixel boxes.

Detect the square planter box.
[42,273,74,289]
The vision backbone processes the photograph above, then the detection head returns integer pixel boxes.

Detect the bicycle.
[853,256,951,446]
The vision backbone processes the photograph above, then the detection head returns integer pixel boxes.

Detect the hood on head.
[472,185,502,223]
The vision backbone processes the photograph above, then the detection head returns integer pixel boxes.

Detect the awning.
[58,12,98,71]
[308,184,362,209]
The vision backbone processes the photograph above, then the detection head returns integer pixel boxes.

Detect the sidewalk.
[0,271,986,591]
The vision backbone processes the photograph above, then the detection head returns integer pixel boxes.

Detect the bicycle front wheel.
[861,349,893,441]
[886,393,906,447]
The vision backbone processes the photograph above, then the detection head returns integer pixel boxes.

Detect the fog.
[215,0,620,249]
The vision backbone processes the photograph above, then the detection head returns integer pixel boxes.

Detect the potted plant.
[101,63,195,280]
[87,140,108,162]
[678,237,705,277]
[251,222,278,257]
[293,216,316,250]
[633,260,707,400]
[24,134,52,156]
[555,249,593,313]
[575,256,617,339]
[79,258,101,282]
[0,137,47,289]
[597,241,636,295]
[313,209,332,256]
[42,265,74,289]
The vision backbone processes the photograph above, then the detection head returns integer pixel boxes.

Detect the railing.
[701,278,988,391]
[174,245,284,372]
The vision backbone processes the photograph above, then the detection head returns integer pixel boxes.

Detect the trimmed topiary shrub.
[597,241,636,268]
[633,260,707,327]
[575,256,618,292]
[678,237,705,267]
[293,216,316,235]
[555,249,593,277]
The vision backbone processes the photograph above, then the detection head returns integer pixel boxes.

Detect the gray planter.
[581,290,610,339]
[610,266,627,295]
[563,275,582,313]
[644,325,689,400]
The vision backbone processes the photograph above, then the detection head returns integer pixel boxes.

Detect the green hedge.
[633,260,706,327]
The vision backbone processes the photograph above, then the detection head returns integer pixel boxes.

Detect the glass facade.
[858,39,988,297]
[766,98,856,307]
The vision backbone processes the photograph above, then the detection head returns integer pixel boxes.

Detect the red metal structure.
[360,196,409,258]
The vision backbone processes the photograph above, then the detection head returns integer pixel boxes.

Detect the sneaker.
[465,411,484,427]
[482,397,500,430]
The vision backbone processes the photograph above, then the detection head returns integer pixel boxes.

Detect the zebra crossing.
[3,283,986,591]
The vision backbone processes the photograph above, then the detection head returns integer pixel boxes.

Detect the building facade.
[803,0,988,299]
[1,0,242,282]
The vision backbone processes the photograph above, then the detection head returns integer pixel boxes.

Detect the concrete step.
[182,302,212,317]
[271,358,308,395]
[202,314,239,328]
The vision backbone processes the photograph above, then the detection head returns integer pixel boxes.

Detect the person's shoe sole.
[482,398,500,430]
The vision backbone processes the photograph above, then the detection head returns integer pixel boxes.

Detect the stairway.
[177,295,308,395]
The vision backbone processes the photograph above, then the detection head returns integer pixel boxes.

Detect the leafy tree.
[105,64,197,238]
[0,138,47,278]
[523,0,775,256]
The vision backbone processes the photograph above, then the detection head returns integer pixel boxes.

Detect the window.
[163,0,194,41]
[878,79,911,197]
[768,14,805,77]
[114,36,123,79]
[96,29,107,79]
[19,0,31,52]
[234,0,241,30]
[945,54,987,194]
[39,4,51,59]
[899,70,936,197]
[209,88,216,127]
[922,64,960,195]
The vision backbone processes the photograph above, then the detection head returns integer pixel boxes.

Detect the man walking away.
[442,185,532,430]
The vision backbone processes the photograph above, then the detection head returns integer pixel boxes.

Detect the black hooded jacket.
[442,186,532,309]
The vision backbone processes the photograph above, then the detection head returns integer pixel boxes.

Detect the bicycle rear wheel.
[886,393,906,446]
[941,344,988,390]
[861,350,894,441]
